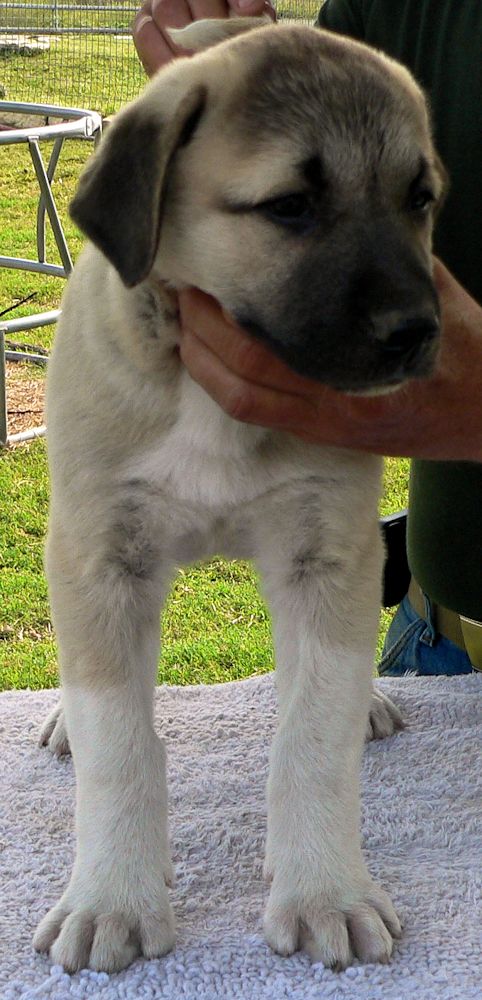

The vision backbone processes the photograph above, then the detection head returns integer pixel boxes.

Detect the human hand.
[133,0,275,76]
[178,258,482,461]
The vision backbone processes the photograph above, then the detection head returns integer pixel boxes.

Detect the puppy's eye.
[260,193,315,230]
[409,188,435,214]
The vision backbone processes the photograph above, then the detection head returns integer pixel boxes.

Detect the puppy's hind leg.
[39,701,70,757]
[366,688,405,741]
[34,520,175,973]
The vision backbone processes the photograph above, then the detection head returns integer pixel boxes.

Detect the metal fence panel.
[1,2,149,112]
[0,1,320,114]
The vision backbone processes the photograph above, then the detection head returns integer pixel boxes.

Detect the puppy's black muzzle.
[235,223,441,392]
[376,315,439,358]
[372,312,440,377]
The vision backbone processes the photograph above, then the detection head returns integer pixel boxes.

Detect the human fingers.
[149,0,271,30]
[186,0,231,21]
[177,289,413,444]
[133,0,229,74]
[132,1,179,75]
[178,316,426,453]
[431,255,465,301]
[179,287,321,397]
[180,321,321,433]
[133,0,276,75]
[432,256,482,332]
[227,0,276,16]
[178,288,324,426]
[177,289,443,455]
[431,256,482,373]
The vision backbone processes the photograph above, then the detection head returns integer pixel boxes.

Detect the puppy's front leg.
[34,524,175,973]
[256,495,401,969]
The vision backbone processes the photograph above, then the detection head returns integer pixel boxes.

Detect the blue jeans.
[378,593,474,676]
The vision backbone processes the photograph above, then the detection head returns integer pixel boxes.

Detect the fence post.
[0,328,7,445]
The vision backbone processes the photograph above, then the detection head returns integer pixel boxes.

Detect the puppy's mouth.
[352,330,439,393]
[235,312,439,394]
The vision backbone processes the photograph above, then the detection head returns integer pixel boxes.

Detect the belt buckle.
[460,616,482,671]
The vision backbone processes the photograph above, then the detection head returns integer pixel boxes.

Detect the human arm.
[177,259,482,462]
[132,0,275,76]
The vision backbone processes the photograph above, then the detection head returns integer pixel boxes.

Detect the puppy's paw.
[39,702,71,757]
[264,879,401,969]
[33,877,175,973]
[366,688,404,741]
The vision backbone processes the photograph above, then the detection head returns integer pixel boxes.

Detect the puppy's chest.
[138,373,284,507]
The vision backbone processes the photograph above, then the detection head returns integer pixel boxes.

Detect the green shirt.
[317,0,482,619]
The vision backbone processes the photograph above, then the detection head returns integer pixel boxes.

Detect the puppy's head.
[71,19,447,393]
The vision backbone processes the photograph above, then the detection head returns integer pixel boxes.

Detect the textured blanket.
[0,673,480,1000]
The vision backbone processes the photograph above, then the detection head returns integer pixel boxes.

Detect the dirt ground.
[4,361,46,437]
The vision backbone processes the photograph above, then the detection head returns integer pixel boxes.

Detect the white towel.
[0,673,480,999]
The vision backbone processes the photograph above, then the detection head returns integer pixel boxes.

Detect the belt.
[408,579,482,670]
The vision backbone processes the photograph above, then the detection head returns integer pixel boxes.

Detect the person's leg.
[379,592,473,676]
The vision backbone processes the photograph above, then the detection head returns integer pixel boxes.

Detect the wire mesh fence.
[0,2,144,112]
[0,2,321,115]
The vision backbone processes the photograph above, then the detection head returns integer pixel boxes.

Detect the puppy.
[35,19,445,973]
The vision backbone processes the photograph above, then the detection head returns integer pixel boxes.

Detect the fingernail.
[135,14,153,30]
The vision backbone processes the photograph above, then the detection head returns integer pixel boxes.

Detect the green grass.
[2,37,146,117]
[1,0,145,114]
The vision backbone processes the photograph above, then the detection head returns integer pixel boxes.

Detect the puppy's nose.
[372,313,439,357]
[382,316,439,355]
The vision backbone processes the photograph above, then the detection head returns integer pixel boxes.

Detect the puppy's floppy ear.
[168,15,272,53]
[70,84,206,287]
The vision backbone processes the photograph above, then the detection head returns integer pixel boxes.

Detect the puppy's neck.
[147,277,180,330]
[109,276,182,378]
